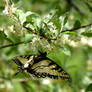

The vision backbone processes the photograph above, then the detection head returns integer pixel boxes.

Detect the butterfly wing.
[13,57,23,66]
[13,53,71,81]
[28,56,71,81]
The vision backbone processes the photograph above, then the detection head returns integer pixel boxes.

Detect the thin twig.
[84,1,92,12]
[0,40,32,49]
[62,23,92,33]
[66,0,86,16]
[4,0,11,15]
[24,26,57,40]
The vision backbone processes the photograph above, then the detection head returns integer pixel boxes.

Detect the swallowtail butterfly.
[13,52,71,81]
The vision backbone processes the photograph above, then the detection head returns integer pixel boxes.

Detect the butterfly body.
[13,52,71,81]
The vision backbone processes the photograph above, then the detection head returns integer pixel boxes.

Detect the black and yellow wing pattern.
[13,52,71,81]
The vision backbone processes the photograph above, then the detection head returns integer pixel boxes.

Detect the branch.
[1,23,91,49]
[66,0,86,16]
[4,0,11,15]
[0,26,56,49]
[23,26,57,40]
[62,23,92,32]
[0,40,32,49]
[85,1,92,12]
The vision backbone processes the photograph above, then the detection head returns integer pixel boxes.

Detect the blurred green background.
[0,0,92,92]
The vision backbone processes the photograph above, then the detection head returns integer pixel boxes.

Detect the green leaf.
[24,34,34,43]
[59,45,71,56]
[15,9,26,24]
[50,15,61,31]
[74,20,81,29]
[64,13,69,25]
[64,31,78,36]
[81,32,92,37]
[7,33,21,43]
[25,13,42,31]
[0,30,8,44]
[26,15,32,23]
[0,30,7,39]
[35,17,42,30]
[13,82,25,92]
[23,22,35,31]
[85,83,92,92]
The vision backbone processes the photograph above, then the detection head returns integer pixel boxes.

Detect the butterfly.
[13,52,71,82]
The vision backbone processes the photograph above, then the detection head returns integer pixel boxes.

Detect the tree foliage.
[0,0,92,92]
